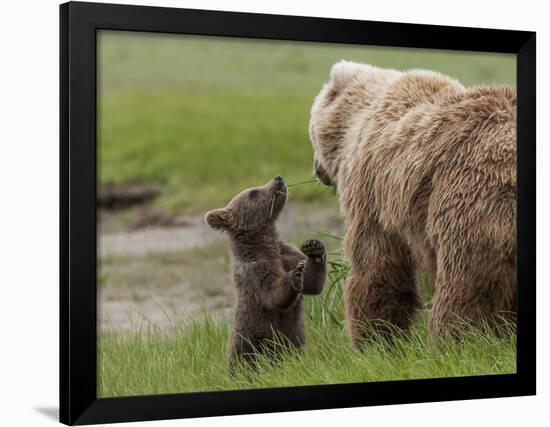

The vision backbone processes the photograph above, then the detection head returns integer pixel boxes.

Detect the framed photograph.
[60,1,536,425]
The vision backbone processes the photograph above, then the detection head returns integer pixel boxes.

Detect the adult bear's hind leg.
[344,225,422,345]
[428,246,516,336]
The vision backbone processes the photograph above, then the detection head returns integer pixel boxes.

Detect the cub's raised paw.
[300,239,326,264]
[291,260,306,291]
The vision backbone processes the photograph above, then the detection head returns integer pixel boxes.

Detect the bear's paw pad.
[301,239,326,257]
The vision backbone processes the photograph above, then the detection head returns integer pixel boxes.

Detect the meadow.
[98,31,517,397]
[99,250,516,397]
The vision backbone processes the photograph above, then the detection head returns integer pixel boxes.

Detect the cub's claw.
[294,260,306,277]
[292,260,306,291]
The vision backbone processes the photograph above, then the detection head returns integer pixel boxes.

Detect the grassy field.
[99,316,516,397]
[98,253,516,397]
[98,31,515,213]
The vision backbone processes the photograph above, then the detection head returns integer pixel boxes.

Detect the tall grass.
[98,244,516,397]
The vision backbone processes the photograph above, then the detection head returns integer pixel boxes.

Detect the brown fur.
[309,61,516,342]
[205,177,327,368]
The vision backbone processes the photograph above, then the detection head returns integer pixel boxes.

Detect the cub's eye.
[249,190,258,199]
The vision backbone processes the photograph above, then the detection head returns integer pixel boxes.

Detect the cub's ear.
[204,208,229,230]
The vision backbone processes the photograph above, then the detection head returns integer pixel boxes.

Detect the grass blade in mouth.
[287,179,317,187]
[269,193,276,219]
[269,191,287,219]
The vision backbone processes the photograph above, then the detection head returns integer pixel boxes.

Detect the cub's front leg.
[261,260,306,311]
[300,239,327,295]
[280,242,306,272]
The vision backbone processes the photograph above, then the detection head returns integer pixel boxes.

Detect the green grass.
[98,253,516,397]
[99,317,515,397]
[98,31,515,213]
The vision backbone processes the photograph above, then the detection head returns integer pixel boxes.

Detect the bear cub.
[205,176,327,369]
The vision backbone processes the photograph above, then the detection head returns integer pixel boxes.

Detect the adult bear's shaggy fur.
[309,61,516,342]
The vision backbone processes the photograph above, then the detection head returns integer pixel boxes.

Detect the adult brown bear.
[309,61,516,343]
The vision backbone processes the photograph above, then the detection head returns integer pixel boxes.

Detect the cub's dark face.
[204,177,288,233]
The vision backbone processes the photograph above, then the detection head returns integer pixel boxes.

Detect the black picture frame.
[60,1,536,425]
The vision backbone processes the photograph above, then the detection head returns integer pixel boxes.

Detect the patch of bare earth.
[98,200,343,334]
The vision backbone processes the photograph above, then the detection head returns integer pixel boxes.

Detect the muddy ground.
[98,201,343,333]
